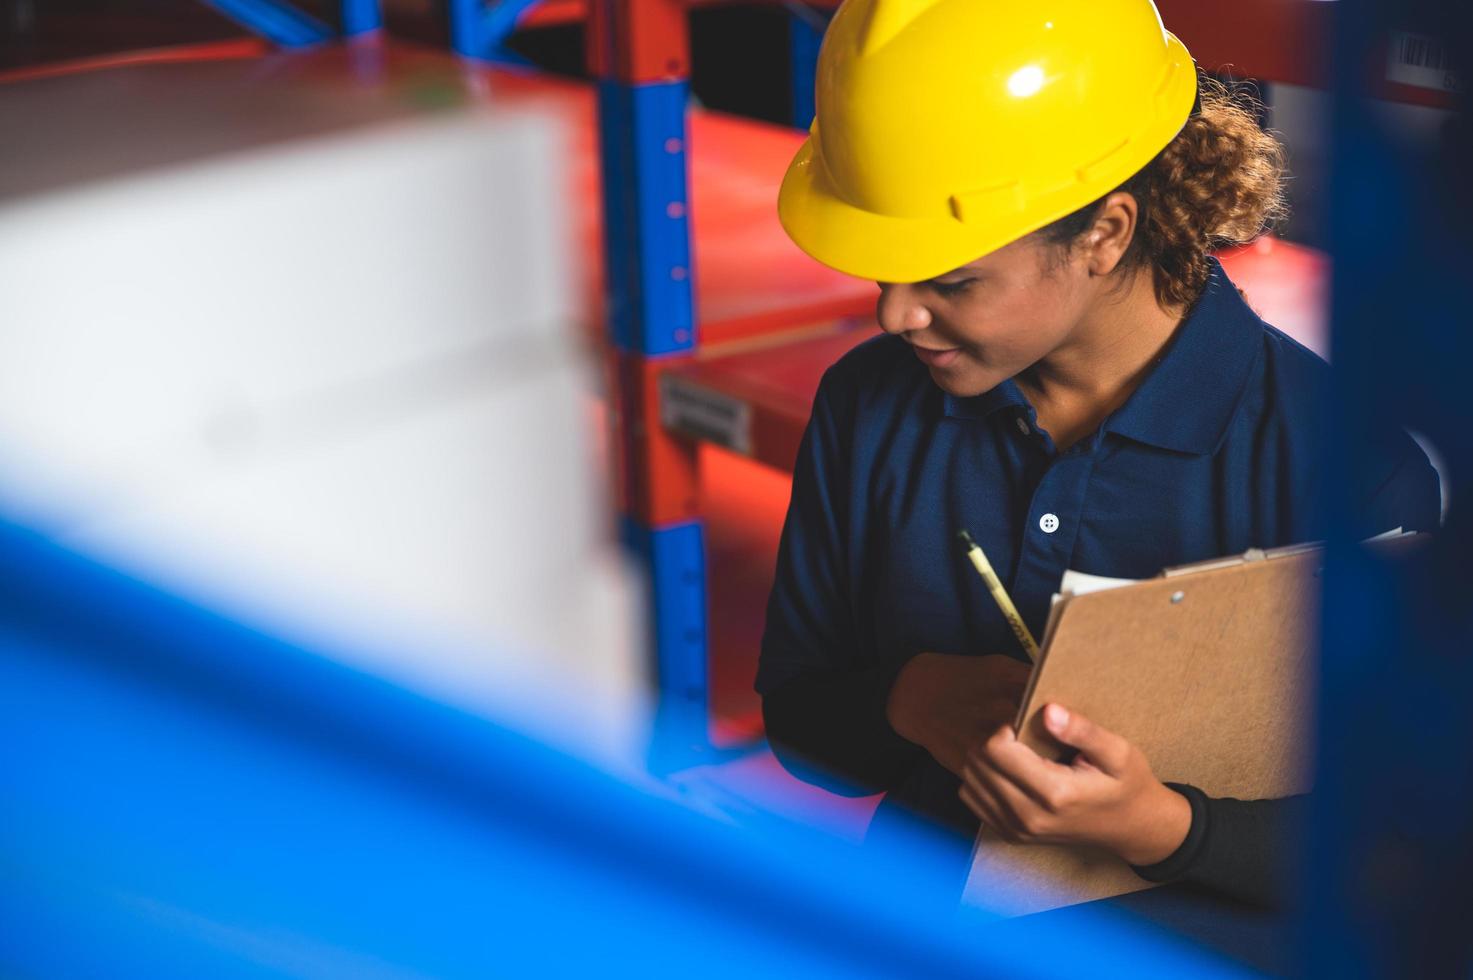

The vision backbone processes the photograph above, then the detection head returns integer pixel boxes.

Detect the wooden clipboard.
[961,534,1421,916]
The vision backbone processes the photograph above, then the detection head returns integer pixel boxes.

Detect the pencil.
[956,529,1040,662]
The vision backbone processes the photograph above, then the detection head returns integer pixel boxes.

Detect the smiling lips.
[911,344,962,368]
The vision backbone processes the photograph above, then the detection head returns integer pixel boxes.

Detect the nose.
[876,283,932,336]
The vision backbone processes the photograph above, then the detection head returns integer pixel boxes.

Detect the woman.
[756,0,1441,912]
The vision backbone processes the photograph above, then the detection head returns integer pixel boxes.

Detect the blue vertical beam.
[621,517,708,769]
[624,518,706,706]
[449,0,486,57]
[341,0,382,35]
[1311,2,1471,976]
[197,0,334,46]
[598,79,697,355]
[598,72,708,759]
[788,5,828,130]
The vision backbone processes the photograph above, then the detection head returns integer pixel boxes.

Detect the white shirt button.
[1039,513,1060,534]
[1015,417,1031,435]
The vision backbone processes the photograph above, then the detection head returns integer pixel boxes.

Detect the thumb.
[1043,704,1130,777]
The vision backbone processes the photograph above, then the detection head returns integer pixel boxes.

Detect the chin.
[928,366,1000,399]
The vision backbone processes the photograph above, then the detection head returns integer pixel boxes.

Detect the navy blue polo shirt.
[757,257,1441,722]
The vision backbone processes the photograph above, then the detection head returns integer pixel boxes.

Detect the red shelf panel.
[1156,0,1457,109]
[518,0,590,29]
[663,320,881,473]
[0,39,269,84]
[518,0,843,29]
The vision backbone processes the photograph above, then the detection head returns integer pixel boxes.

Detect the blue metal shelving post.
[592,0,711,768]
[341,0,382,35]
[787,3,828,129]
[1311,2,1471,976]
[598,77,697,358]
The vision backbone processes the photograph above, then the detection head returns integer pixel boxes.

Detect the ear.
[1082,191,1139,277]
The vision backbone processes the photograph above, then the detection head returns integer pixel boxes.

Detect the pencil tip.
[956,529,976,549]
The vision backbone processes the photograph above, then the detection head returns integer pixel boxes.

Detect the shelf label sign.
[1387,31,1464,94]
[658,375,753,456]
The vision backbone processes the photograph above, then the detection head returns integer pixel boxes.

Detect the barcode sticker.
[659,375,753,455]
[1387,31,1464,94]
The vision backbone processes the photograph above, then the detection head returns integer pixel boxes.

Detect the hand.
[958,703,1192,866]
[885,652,1032,777]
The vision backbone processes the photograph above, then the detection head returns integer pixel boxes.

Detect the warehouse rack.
[443,0,850,761]
[581,0,846,764]
[450,0,829,128]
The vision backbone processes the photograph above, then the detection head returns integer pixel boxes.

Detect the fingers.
[1041,704,1131,777]
[959,776,1030,843]
[960,731,1063,842]
[969,722,1073,812]
[962,709,1155,855]
[967,769,1044,840]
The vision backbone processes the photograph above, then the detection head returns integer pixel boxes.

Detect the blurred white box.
[0,53,648,770]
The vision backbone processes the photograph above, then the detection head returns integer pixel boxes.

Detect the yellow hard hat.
[778,0,1197,283]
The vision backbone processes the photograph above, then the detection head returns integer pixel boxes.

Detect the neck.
[1019,267,1185,411]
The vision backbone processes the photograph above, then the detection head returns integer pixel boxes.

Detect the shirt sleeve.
[1129,784,1308,908]
[756,365,925,797]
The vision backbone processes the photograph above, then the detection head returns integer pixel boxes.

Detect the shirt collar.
[1101,257,1262,455]
[942,257,1262,455]
[942,376,1028,420]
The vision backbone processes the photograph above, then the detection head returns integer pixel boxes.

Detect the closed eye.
[928,278,975,297]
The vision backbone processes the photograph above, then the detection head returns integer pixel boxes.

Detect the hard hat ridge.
[857,0,949,56]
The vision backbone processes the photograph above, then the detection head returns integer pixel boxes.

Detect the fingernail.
[1046,704,1069,729]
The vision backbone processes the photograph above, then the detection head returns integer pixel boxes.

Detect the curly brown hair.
[1039,73,1290,310]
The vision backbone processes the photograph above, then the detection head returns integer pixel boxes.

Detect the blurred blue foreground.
[0,519,1249,979]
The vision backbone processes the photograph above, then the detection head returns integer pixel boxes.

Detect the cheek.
[1020,310,1077,355]
[950,300,1066,362]
[992,289,1082,354]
